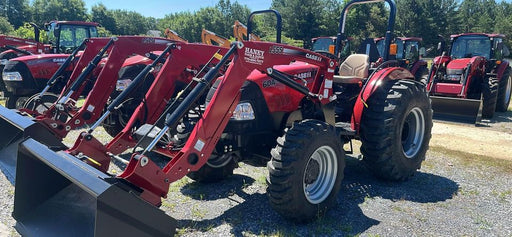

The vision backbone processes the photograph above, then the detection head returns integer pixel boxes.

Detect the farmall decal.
[244,47,265,65]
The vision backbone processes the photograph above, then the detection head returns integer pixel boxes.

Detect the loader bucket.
[430,96,482,124]
[13,138,176,237]
[0,106,65,183]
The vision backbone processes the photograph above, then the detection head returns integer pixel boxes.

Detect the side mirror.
[503,45,510,57]
[437,41,446,55]
[419,47,426,57]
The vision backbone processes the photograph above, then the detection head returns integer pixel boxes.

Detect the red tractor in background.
[311,36,352,61]
[0,23,45,56]
[376,37,428,82]
[7,1,432,235]
[1,21,99,108]
[427,33,511,123]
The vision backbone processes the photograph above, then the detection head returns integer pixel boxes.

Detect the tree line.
[0,0,511,54]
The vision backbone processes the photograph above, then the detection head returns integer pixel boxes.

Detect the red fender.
[496,60,510,81]
[351,67,414,131]
[410,60,427,75]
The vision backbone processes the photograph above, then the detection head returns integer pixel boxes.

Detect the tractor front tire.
[267,120,345,222]
[4,96,18,109]
[22,93,59,115]
[482,77,498,119]
[496,67,511,112]
[360,79,432,181]
[5,95,29,109]
[187,154,237,183]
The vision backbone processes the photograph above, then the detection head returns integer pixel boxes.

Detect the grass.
[490,189,512,202]
[190,204,208,219]
[429,145,512,174]
[457,187,480,196]
[473,214,492,230]
[168,177,192,193]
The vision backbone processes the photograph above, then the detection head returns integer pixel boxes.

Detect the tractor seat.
[333,54,369,84]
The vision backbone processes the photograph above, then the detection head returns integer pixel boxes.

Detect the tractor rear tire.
[482,77,498,119]
[187,154,237,183]
[267,119,345,223]
[360,79,432,181]
[496,67,511,112]
[414,66,429,85]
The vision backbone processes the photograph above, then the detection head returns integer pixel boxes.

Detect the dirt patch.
[430,120,512,161]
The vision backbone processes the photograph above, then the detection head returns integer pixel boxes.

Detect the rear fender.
[496,61,510,80]
[410,60,427,75]
[351,67,414,131]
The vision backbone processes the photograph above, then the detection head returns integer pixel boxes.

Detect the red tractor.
[1,21,99,108]
[427,33,511,123]
[7,1,431,236]
[0,23,45,56]
[311,36,352,61]
[0,36,230,181]
[376,37,428,82]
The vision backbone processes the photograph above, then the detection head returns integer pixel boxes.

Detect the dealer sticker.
[194,139,205,152]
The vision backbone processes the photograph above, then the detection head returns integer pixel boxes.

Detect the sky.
[83,0,273,19]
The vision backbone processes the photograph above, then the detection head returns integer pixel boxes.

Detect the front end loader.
[426,33,511,123]
[0,36,179,180]
[1,21,99,108]
[10,3,432,236]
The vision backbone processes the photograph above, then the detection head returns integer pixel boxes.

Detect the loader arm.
[164,29,187,42]
[233,20,260,41]
[201,29,231,48]
[118,41,336,205]
[37,36,176,139]
[66,43,229,168]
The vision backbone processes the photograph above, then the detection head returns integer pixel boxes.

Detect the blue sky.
[83,0,273,18]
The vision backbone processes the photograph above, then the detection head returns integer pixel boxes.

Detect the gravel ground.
[0,113,511,236]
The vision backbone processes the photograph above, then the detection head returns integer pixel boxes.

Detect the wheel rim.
[505,75,511,104]
[303,145,338,204]
[401,107,426,158]
[206,154,233,168]
[15,96,29,109]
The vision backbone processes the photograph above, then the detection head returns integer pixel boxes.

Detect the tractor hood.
[7,54,74,79]
[247,61,320,112]
[0,45,51,58]
[446,58,471,74]
[122,53,155,66]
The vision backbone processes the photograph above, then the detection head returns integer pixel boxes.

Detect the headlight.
[231,102,255,121]
[116,79,132,91]
[0,59,9,65]
[3,71,23,81]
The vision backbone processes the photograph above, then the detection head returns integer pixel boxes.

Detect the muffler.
[431,96,482,124]
[0,106,65,183]
[13,138,176,236]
